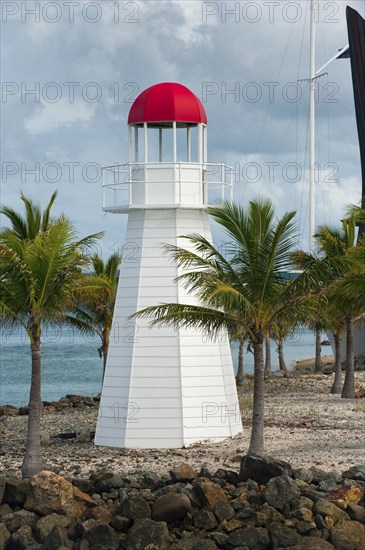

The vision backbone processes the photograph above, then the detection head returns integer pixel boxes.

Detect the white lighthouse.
[95,82,242,448]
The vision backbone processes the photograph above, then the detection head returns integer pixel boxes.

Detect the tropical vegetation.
[0,193,105,477]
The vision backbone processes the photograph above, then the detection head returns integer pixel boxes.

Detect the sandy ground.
[0,360,364,478]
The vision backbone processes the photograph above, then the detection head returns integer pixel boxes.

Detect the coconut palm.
[293,214,364,398]
[69,252,122,375]
[0,191,57,240]
[135,198,299,455]
[0,194,104,477]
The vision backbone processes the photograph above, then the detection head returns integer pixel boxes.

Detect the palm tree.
[0,191,57,239]
[135,198,299,455]
[293,214,364,398]
[70,252,122,375]
[0,194,104,477]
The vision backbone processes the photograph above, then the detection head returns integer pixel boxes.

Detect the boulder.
[265,475,301,511]
[193,509,217,530]
[170,464,197,482]
[95,475,127,492]
[3,478,28,506]
[10,524,37,549]
[24,472,97,519]
[228,526,270,549]
[239,454,293,484]
[126,518,170,549]
[151,492,192,522]
[118,495,151,519]
[347,503,365,524]
[83,523,118,550]
[342,465,365,482]
[35,514,71,542]
[330,519,365,550]
[214,501,235,523]
[270,524,301,548]
[40,525,70,549]
[293,468,314,484]
[313,499,350,524]
[293,537,334,549]
[194,481,228,508]
[4,510,39,533]
[0,523,11,550]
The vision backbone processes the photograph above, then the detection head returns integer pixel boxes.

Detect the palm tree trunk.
[342,315,355,398]
[235,338,244,386]
[331,332,342,394]
[264,334,271,378]
[315,327,324,373]
[248,337,265,455]
[278,337,289,378]
[22,334,44,478]
[102,329,110,380]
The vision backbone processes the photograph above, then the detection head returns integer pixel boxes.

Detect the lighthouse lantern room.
[95,82,242,448]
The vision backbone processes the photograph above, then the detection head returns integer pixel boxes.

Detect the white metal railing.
[102,162,234,211]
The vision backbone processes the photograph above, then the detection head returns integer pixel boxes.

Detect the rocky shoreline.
[0,455,364,549]
[1,370,364,548]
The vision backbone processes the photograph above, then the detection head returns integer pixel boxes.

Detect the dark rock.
[265,475,300,511]
[313,499,350,524]
[347,503,365,524]
[0,523,11,550]
[330,519,365,549]
[151,492,191,523]
[301,488,328,503]
[142,472,161,490]
[110,514,131,531]
[0,480,5,505]
[342,465,365,482]
[40,525,69,549]
[0,504,12,518]
[177,538,218,550]
[35,513,71,542]
[95,475,126,492]
[293,537,334,549]
[84,523,118,550]
[291,507,313,522]
[126,518,170,549]
[199,467,212,479]
[314,513,327,529]
[72,479,94,494]
[214,501,235,522]
[255,503,284,526]
[193,509,217,530]
[293,468,314,484]
[170,464,196,482]
[270,524,301,548]
[296,520,317,534]
[228,526,270,548]
[239,454,293,484]
[10,524,37,549]
[4,510,39,533]
[3,479,28,506]
[118,495,150,519]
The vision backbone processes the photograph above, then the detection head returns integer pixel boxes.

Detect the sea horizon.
[0,326,325,407]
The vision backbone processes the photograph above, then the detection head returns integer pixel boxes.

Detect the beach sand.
[0,360,364,478]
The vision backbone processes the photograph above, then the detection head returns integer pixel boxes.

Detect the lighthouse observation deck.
[102,161,234,213]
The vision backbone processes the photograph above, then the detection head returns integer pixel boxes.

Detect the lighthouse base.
[94,209,242,449]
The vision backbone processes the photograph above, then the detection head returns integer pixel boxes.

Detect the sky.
[1,0,365,255]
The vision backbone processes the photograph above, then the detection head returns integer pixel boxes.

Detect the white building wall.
[95,208,242,448]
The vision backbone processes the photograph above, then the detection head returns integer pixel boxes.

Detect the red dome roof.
[128,82,207,125]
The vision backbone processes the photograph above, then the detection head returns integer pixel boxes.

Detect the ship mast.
[309,0,316,252]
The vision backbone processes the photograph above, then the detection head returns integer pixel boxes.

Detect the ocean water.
[0,326,324,407]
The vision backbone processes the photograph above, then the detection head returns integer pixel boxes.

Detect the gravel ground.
[1,368,364,479]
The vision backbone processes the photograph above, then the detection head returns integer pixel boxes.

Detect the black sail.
[346,6,365,208]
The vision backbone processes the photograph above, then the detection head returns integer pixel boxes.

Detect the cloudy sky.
[1,0,365,254]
